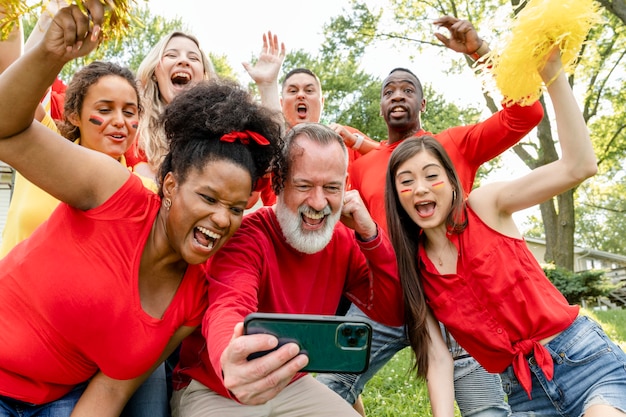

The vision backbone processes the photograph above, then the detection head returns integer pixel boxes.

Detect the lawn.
[361,308,626,416]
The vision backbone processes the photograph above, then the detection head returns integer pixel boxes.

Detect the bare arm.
[425,312,456,417]
[242,31,285,115]
[470,49,597,222]
[0,6,23,73]
[70,325,196,417]
[329,123,380,155]
[0,2,130,210]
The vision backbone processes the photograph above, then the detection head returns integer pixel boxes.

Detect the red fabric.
[50,78,67,121]
[420,204,577,397]
[173,206,403,397]
[349,101,544,233]
[220,130,270,145]
[0,175,208,404]
[124,136,148,169]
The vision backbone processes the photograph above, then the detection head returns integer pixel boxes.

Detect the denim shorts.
[500,315,626,417]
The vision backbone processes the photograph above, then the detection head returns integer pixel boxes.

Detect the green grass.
[362,308,626,417]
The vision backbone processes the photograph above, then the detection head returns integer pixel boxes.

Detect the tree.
[276,2,481,147]
[22,4,235,82]
[331,0,626,270]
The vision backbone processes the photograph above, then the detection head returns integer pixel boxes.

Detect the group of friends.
[0,1,625,417]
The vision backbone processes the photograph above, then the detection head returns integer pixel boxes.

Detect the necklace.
[429,240,456,267]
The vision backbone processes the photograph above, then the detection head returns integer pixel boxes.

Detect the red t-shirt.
[420,204,578,397]
[349,101,544,233]
[0,175,208,404]
[173,206,403,397]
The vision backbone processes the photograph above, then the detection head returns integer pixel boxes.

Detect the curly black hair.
[158,78,283,196]
[59,61,142,141]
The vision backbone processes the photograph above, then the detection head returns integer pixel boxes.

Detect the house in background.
[525,236,626,308]
[525,236,626,272]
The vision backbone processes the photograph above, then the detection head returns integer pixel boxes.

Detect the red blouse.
[420,204,578,397]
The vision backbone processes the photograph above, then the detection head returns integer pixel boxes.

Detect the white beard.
[275,197,341,254]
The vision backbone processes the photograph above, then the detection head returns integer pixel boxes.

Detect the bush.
[544,265,616,305]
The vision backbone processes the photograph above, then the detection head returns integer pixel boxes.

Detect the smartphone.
[243,312,372,373]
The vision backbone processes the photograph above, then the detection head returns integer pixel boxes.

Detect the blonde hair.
[136,32,215,171]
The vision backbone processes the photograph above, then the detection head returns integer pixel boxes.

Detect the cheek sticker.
[88,115,104,126]
[130,121,139,129]
[431,181,444,188]
[400,188,412,194]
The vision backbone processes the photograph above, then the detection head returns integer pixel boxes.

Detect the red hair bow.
[220,130,270,146]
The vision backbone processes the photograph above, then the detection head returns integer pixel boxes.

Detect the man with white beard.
[170,123,454,416]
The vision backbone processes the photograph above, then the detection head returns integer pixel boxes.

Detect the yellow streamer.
[479,0,603,106]
[1,0,139,42]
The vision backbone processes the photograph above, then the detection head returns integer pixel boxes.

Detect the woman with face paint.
[0,3,281,416]
[0,61,153,256]
[385,49,626,416]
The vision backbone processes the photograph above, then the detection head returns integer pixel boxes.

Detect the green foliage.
[23,4,235,83]
[210,52,237,81]
[23,4,185,82]
[364,347,461,417]
[584,309,626,348]
[544,265,616,305]
[576,173,626,256]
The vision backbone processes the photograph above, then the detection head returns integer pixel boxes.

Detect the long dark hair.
[384,135,466,379]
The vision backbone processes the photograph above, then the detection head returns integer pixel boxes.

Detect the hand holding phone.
[243,312,372,373]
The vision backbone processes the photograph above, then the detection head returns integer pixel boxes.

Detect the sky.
[145,0,538,225]
[146,0,485,106]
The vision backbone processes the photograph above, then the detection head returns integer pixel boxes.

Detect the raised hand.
[220,322,308,405]
[42,0,103,62]
[242,31,286,86]
[433,15,483,56]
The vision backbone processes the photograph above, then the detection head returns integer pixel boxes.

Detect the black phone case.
[243,312,372,373]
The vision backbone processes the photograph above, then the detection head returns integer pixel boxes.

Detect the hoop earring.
[452,190,457,201]
[164,198,171,210]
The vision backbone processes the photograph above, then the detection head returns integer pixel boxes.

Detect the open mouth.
[415,201,436,217]
[302,210,325,226]
[171,72,192,86]
[194,226,220,250]
[390,106,407,117]
[297,103,307,117]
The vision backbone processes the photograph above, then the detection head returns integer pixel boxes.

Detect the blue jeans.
[500,315,626,416]
[316,304,510,417]
[0,383,86,417]
[0,365,168,417]
[122,363,170,417]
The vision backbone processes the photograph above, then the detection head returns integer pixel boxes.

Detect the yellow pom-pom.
[1,0,140,43]
[480,0,603,106]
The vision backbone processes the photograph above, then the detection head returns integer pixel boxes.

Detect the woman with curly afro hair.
[0,3,282,416]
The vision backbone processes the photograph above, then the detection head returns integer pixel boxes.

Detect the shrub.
[543,265,616,305]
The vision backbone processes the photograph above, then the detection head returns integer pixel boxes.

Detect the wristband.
[469,40,489,61]
[352,134,364,150]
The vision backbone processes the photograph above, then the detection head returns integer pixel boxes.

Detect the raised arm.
[0,6,23,74]
[470,49,597,217]
[0,2,131,210]
[242,31,285,114]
